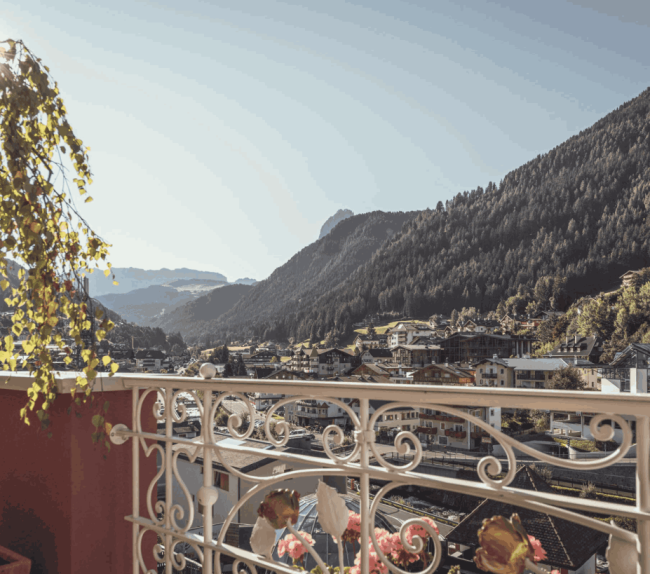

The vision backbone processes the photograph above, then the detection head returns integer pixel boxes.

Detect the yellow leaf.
[104,422,112,435]
[0,280,8,291]
[112,281,119,286]
[103,269,110,277]
[102,355,111,366]
[110,363,119,375]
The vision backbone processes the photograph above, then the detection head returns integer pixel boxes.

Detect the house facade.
[438,333,535,365]
[547,335,604,363]
[418,406,501,449]
[135,349,166,373]
[391,344,442,368]
[387,323,435,347]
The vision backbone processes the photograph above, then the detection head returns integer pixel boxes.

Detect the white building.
[169,434,322,527]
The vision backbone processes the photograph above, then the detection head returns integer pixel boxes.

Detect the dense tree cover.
[104,320,186,352]
[206,86,650,344]
[152,283,252,337]
[549,366,586,390]
[534,271,650,362]
[0,40,116,434]
[172,211,416,343]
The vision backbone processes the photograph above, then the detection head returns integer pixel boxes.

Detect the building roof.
[609,343,650,366]
[365,348,393,358]
[548,336,602,358]
[393,343,442,351]
[505,358,569,371]
[173,434,281,473]
[327,374,393,385]
[352,363,390,376]
[411,364,474,379]
[473,357,510,368]
[447,466,606,569]
[368,399,418,412]
[251,367,275,379]
[135,349,166,360]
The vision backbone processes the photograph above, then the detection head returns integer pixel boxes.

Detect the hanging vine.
[0,39,116,439]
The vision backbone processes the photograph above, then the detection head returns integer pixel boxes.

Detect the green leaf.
[103,400,109,412]
[91,414,101,427]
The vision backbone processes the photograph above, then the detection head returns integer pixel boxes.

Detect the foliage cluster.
[0,40,116,433]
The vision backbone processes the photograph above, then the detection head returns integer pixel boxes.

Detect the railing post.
[132,386,140,574]
[359,399,370,574]
[203,389,213,574]
[165,387,173,574]
[637,415,650,574]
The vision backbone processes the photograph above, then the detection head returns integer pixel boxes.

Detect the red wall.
[0,388,157,574]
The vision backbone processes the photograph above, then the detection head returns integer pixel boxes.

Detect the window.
[501,381,504,386]
[440,423,446,430]
[192,494,206,515]
[438,436,448,445]
[454,424,463,432]
[500,369,504,374]
[490,409,495,416]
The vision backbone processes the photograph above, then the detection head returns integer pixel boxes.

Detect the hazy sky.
[3,0,649,281]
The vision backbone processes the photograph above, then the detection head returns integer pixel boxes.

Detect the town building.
[171,434,322,528]
[308,348,354,376]
[437,333,535,365]
[547,334,604,363]
[391,343,442,368]
[360,348,393,364]
[387,322,435,347]
[460,318,500,334]
[418,405,501,449]
[407,363,474,385]
[353,333,389,349]
[134,349,166,373]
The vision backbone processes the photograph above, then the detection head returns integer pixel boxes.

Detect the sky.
[2,0,650,282]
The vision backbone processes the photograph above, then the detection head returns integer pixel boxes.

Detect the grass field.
[354,319,421,336]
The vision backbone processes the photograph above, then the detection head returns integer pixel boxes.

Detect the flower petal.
[250,517,276,558]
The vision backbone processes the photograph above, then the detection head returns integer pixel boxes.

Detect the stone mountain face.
[86,267,228,297]
[318,209,354,239]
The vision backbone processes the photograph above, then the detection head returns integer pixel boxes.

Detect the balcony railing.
[105,373,650,574]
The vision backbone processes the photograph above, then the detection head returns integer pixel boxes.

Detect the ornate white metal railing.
[109,372,650,574]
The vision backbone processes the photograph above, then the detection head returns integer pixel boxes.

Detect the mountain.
[172,210,416,343]
[203,86,650,344]
[233,278,257,285]
[152,284,253,337]
[87,267,228,297]
[319,209,354,239]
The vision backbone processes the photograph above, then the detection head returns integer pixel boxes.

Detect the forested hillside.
[175,211,416,343]
[152,283,253,339]
[207,86,650,344]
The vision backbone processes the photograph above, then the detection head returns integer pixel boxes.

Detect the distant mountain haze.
[86,267,229,297]
[319,209,354,239]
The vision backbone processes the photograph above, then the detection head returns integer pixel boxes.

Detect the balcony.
[483,372,498,379]
[516,372,546,381]
[1,372,649,573]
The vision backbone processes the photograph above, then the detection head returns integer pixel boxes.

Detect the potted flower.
[0,546,31,573]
